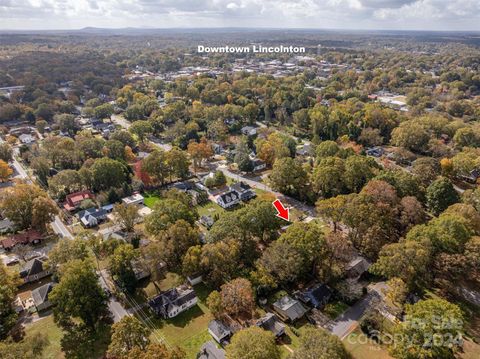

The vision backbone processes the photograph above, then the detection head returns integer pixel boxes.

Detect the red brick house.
[63,190,95,212]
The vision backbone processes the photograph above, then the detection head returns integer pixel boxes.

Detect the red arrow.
[273,199,290,221]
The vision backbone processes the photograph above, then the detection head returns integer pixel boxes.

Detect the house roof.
[208,320,231,340]
[273,295,307,321]
[218,190,239,204]
[198,341,226,359]
[229,181,251,193]
[296,284,332,309]
[257,313,285,337]
[20,257,46,278]
[1,229,44,250]
[32,282,55,306]
[149,286,197,315]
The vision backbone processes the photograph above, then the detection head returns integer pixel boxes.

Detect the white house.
[241,126,257,137]
[148,286,198,319]
[216,190,240,209]
[252,159,267,172]
[121,193,145,206]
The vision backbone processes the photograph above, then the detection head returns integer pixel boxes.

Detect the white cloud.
[0,0,478,30]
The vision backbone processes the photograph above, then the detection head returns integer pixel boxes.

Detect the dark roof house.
[19,257,52,284]
[149,286,198,319]
[295,283,332,309]
[256,313,286,338]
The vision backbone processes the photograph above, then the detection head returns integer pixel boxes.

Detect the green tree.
[48,238,90,270]
[49,259,109,329]
[269,157,310,200]
[235,139,253,172]
[312,157,346,198]
[109,244,138,293]
[114,203,139,232]
[93,103,114,119]
[226,327,280,359]
[107,316,151,359]
[426,177,459,216]
[0,142,13,162]
[391,121,429,152]
[289,326,349,359]
[391,299,464,359]
[91,157,127,191]
[145,199,197,236]
[0,263,19,339]
[257,240,305,284]
[129,120,153,143]
[142,149,170,185]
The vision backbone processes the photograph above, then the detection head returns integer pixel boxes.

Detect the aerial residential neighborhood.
[1,2,480,359]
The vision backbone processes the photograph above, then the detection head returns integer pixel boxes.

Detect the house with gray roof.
[208,319,231,344]
[31,282,55,312]
[197,341,226,359]
[148,285,197,319]
[272,295,307,322]
[256,313,286,338]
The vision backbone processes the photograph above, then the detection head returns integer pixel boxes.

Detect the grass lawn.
[149,283,214,359]
[342,329,393,359]
[323,300,349,320]
[23,316,111,359]
[24,316,63,359]
[197,200,225,219]
[144,191,161,208]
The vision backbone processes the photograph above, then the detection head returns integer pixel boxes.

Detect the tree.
[0,184,53,230]
[412,157,440,185]
[104,139,126,160]
[390,299,464,359]
[316,195,351,232]
[155,220,199,269]
[91,157,127,191]
[142,149,170,185]
[391,121,429,152]
[312,157,346,198]
[257,240,305,284]
[269,157,310,200]
[107,316,150,359]
[54,113,77,135]
[226,327,280,359]
[128,343,185,359]
[235,139,253,172]
[0,159,13,182]
[0,142,13,162]
[145,199,197,236]
[30,156,51,185]
[48,238,90,270]
[93,103,114,119]
[129,120,153,143]
[109,243,138,293]
[187,138,213,172]
[0,263,19,339]
[201,240,240,287]
[49,259,109,329]
[166,147,190,180]
[289,326,349,359]
[278,222,327,273]
[0,332,49,359]
[343,155,377,193]
[370,239,431,287]
[206,290,223,318]
[114,203,139,232]
[220,278,255,317]
[31,196,58,231]
[111,130,136,148]
[426,177,459,216]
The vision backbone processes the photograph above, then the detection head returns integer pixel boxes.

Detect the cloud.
[0,0,478,30]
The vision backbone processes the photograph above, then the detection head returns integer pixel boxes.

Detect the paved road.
[51,215,74,239]
[98,270,129,323]
[329,292,379,339]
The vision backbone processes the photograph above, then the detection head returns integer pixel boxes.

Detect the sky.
[0,0,479,31]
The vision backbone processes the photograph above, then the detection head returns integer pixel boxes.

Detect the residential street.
[98,270,129,323]
[329,292,379,339]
